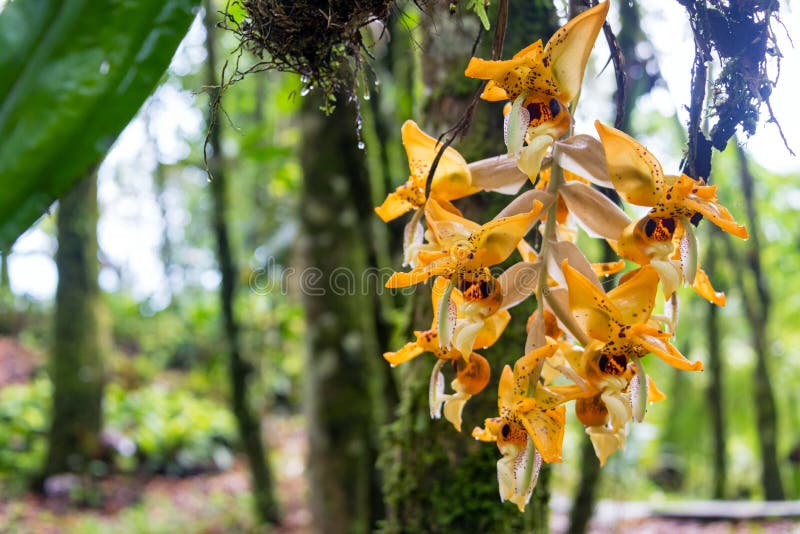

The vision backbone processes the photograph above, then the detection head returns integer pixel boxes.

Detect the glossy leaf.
[0,0,199,248]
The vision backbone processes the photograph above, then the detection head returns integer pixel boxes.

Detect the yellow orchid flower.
[562,259,703,373]
[595,121,748,303]
[555,339,668,465]
[375,120,478,222]
[465,2,609,162]
[386,198,544,289]
[542,259,696,463]
[375,121,529,223]
[472,341,564,511]
[384,277,510,431]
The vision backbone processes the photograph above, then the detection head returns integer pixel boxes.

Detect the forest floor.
[0,412,798,533]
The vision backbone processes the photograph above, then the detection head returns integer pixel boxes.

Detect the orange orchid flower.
[386,198,544,289]
[375,120,478,222]
[472,341,564,511]
[375,121,529,222]
[596,121,748,303]
[384,277,510,431]
[465,2,609,161]
[562,260,704,373]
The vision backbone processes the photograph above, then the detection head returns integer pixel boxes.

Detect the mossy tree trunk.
[204,2,280,524]
[44,172,104,477]
[0,252,8,290]
[380,2,558,532]
[298,96,386,533]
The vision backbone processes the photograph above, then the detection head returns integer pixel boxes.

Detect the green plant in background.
[104,383,236,475]
[0,378,50,489]
[0,378,236,491]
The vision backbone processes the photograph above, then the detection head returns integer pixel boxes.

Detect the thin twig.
[491,0,509,61]
[424,0,509,200]
[602,20,626,130]
[765,97,796,156]
[576,0,625,129]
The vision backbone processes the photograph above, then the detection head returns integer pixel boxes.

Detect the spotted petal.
[607,265,659,325]
[402,120,477,200]
[562,260,622,342]
[632,324,703,371]
[595,121,665,207]
[545,2,610,103]
[471,202,544,267]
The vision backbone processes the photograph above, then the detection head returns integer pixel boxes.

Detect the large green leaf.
[0,0,200,249]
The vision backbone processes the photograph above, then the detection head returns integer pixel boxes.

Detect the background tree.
[204,1,280,523]
[299,95,387,533]
[43,172,105,478]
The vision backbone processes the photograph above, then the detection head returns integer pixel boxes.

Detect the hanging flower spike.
[386,198,544,289]
[472,341,564,511]
[465,2,609,170]
[595,121,748,302]
[375,120,478,222]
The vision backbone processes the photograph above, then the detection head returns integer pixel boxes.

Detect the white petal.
[548,240,603,289]
[443,387,470,432]
[453,319,483,358]
[429,359,447,420]
[651,259,681,299]
[402,208,425,266]
[559,181,631,240]
[497,261,541,311]
[554,134,613,187]
[525,311,546,353]
[494,189,554,220]
[504,94,530,157]
[679,217,699,286]
[468,155,528,195]
[630,357,648,423]
[437,281,456,348]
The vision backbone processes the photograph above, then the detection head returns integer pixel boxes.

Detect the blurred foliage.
[0,377,236,493]
[0,479,259,534]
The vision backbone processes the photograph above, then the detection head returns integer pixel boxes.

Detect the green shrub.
[0,378,236,488]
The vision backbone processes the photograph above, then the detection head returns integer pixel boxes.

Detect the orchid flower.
[465,2,609,176]
[472,341,564,511]
[384,277,510,431]
[375,120,529,223]
[596,121,748,303]
[560,260,700,463]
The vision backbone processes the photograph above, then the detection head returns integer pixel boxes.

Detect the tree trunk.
[729,144,784,500]
[204,2,280,524]
[298,95,386,534]
[704,233,727,499]
[44,172,104,477]
[0,252,8,290]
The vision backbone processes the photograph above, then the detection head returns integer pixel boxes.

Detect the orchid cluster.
[375,2,748,512]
